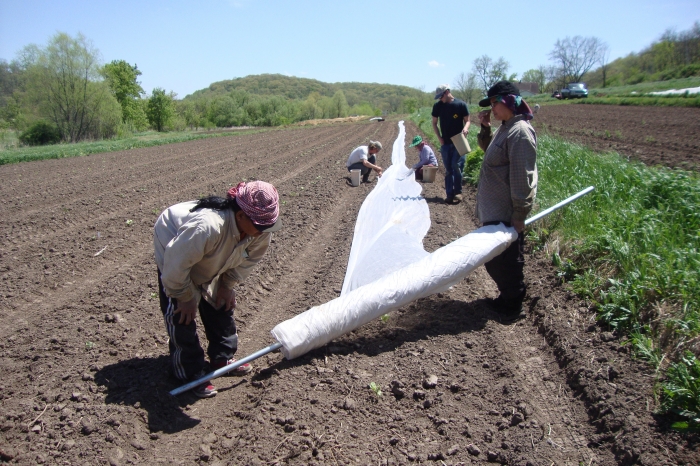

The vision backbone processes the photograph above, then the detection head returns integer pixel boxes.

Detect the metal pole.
[169,186,594,396]
[525,186,594,226]
[169,342,283,396]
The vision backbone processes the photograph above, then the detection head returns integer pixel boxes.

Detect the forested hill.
[184,73,431,110]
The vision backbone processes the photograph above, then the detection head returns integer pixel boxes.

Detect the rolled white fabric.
[271,224,517,359]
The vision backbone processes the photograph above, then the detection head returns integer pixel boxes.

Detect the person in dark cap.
[153,181,282,397]
[476,81,537,323]
[431,84,470,204]
[408,135,438,180]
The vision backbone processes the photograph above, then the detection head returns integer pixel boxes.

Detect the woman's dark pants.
[482,223,526,302]
[158,271,238,381]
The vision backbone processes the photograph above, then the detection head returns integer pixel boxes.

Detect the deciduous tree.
[147,88,175,132]
[521,67,546,92]
[452,72,479,104]
[598,43,611,88]
[549,36,606,83]
[0,59,26,128]
[22,32,114,142]
[103,60,146,128]
[472,56,509,95]
[330,90,349,118]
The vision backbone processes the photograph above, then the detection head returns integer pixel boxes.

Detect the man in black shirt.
[431,84,470,204]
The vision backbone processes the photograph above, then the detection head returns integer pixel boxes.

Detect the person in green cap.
[408,135,438,181]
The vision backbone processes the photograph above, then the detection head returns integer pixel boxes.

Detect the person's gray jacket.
[154,201,271,304]
[476,115,537,223]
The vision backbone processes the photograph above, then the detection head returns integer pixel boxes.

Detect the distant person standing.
[408,135,438,180]
[476,81,537,323]
[346,140,383,184]
[432,84,470,204]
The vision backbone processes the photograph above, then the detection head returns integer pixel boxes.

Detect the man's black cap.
[478,81,521,107]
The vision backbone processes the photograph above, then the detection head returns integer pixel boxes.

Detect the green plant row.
[580,95,700,107]
[410,107,700,430]
[531,136,700,429]
[585,76,700,96]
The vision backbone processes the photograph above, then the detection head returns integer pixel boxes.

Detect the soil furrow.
[0,115,694,465]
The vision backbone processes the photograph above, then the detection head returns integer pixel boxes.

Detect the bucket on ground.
[451,133,471,156]
[350,169,361,186]
[422,166,438,183]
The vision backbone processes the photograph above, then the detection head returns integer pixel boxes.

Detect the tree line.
[450,36,611,104]
[0,33,174,144]
[0,33,432,146]
[585,21,700,88]
[179,74,432,129]
[3,25,698,146]
[451,22,700,104]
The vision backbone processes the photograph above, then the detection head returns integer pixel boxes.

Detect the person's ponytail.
[190,196,240,213]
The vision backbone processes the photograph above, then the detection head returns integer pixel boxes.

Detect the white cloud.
[428,60,444,68]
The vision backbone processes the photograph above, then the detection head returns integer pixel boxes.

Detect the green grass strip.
[534,136,700,428]
[533,135,700,428]
[580,95,700,107]
[0,129,264,166]
[535,135,699,334]
[411,107,700,427]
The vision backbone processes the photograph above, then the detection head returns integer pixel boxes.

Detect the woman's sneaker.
[193,380,217,398]
[211,358,253,376]
[491,294,525,324]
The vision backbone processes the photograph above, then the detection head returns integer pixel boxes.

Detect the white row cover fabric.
[341,121,431,294]
[270,120,518,360]
[271,223,517,359]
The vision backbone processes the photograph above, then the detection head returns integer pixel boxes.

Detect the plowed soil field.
[531,104,700,171]
[0,108,698,465]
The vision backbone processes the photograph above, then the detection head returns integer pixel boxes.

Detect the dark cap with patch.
[478,81,521,107]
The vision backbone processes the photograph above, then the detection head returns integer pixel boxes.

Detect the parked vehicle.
[560,83,588,99]
[551,90,562,99]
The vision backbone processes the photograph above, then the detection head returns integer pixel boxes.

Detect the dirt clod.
[423,374,438,388]
[342,397,356,411]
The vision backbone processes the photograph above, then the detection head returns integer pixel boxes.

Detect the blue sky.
[1,0,699,98]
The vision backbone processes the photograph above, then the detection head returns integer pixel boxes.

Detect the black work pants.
[158,271,238,381]
[482,222,526,301]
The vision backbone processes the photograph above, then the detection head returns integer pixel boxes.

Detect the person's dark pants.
[440,144,462,197]
[482,222,526,301]
[158,271,238,381]
[415,163,436,180]
[347,155,377,182]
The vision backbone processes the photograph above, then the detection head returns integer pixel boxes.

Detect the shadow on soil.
[94,355,221,434]
[253,296,505,376]
[91,296,522,435]
[422,195,447,205]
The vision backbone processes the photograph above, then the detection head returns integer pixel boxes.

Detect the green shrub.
[19,121,61,146]
[655,64,700,81]
[663,352,700,431]
[463,148,484,184]
[627,72,648,85]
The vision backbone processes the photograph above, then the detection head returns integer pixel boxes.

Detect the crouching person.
[153,181,282,398]
[408,135,438,180]
[346,140,383,183]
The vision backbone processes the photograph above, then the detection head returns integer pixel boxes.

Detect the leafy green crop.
[411,107,700,428]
